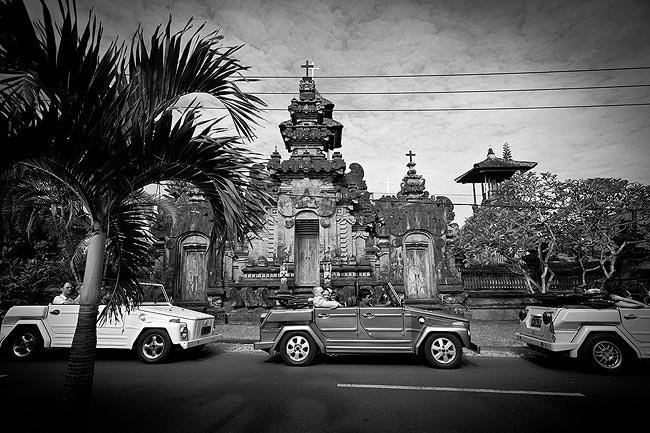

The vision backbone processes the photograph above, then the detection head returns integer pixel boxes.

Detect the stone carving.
[277,178,336,217]
[372,197,452,238]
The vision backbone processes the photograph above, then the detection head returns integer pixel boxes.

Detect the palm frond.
[126,17,266,141]
[100,196,158,320]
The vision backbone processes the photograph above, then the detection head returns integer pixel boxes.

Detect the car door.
[620,307,650,348]
[96,304,132,348]
[359,305,408,345]
[46,304,79,347]
[314,306,358,341]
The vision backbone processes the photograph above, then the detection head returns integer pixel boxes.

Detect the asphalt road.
[1,345,648,433]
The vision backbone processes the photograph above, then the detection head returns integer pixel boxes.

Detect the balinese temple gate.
[222,62,462,308]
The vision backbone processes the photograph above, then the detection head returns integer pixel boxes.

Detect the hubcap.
[13,334,35,358]
[431,338,457,364]
[143,335,165,359]
[286,335,310,362]
[593,341,622,369]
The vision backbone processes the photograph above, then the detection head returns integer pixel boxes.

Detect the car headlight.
[179,322,188,340]
[518,309,528,321]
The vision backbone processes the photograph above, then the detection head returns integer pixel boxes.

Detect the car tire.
[582,333,627,374]
[423,333,462,369]
[135,329,172,364]
[5,326,43,361]
[280,331,317,367]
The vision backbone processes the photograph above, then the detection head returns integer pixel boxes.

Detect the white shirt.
[311,295,341,309]
[53,294,79,305]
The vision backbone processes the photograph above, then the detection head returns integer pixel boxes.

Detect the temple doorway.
[179,233,208,302]
[403,232,438,302]
[294,212,320,293]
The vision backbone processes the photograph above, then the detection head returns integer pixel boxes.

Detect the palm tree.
[0,1,271,430]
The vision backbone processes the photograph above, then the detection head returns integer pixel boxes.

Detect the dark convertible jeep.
[254,281,480,368]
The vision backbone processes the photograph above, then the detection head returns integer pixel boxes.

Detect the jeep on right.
[516,292,650,373]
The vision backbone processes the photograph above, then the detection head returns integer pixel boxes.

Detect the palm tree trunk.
[62,227,106,433]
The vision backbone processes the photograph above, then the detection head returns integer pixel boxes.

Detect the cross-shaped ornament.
[301,60,315,78]
[406,150,416,163]
[380,177,395,194]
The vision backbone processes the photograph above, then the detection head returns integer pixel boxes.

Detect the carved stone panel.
[403,232,438,302]
[180,234,208,302]
[294,213,320,292]
[277,179,336,218]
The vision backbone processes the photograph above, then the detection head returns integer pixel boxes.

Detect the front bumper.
[515,332,577,354]
[179,332,222,349]
[468,342,481,354]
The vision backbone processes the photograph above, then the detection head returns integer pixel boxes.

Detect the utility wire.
[250,83,650,95]
[180,102,650,112]
[248,65,650,79]
[274,192,644,211]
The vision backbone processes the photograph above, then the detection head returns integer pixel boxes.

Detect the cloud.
[32,0,650,225]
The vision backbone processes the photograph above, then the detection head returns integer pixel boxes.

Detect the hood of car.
[406,306,469,323]
[138,304,213,321]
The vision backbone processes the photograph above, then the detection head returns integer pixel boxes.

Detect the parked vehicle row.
[3,281,649,375]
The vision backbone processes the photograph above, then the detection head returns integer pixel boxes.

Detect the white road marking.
[0,374,7,379]
[338,383,584,397]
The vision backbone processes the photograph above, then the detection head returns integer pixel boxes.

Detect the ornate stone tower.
[232,61,374,297]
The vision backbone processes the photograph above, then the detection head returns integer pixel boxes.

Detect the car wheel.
[583,333,626,374]
[423,333,462,369]
[6,326,43,361]
[135,329,172,364]
[280,331,317,367]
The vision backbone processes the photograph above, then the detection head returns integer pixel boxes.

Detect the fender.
[126,323,185,349]
[413,326,471,355]
[3,320,53,348]
[270,324,326,354]
[569,325,640,358]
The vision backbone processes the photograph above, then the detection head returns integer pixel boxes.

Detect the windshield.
[140,283,172,304]
[382,282,401,306]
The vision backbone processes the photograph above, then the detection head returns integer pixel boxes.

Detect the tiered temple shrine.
[219,62,462,307]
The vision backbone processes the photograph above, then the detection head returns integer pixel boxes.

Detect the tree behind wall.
[558,177,650,288]
[457,172,650,293]
[458,171,564,293]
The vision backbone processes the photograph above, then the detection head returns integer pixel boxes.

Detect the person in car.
[310,286,343,309]
[359,287,374,307]
[53,282,79,305]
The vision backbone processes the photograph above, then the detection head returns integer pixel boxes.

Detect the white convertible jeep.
[0,283,221,363]
[516,293,650,373]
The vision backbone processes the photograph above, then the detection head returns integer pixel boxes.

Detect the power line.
[264,193,643,211]
[181,102,650,112]
[250,83,650,95]
[248,65,650,79]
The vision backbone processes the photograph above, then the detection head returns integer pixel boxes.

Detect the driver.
[359,287,374,307]
[53,282,79,305]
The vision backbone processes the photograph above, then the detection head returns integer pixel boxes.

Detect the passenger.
[359,287,374,307]
[310,286,343,309]
[53,282,79,305]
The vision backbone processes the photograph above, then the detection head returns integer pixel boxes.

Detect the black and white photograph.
[1,1,648,432]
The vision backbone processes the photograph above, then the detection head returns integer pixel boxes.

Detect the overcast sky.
[30,0,650,224]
